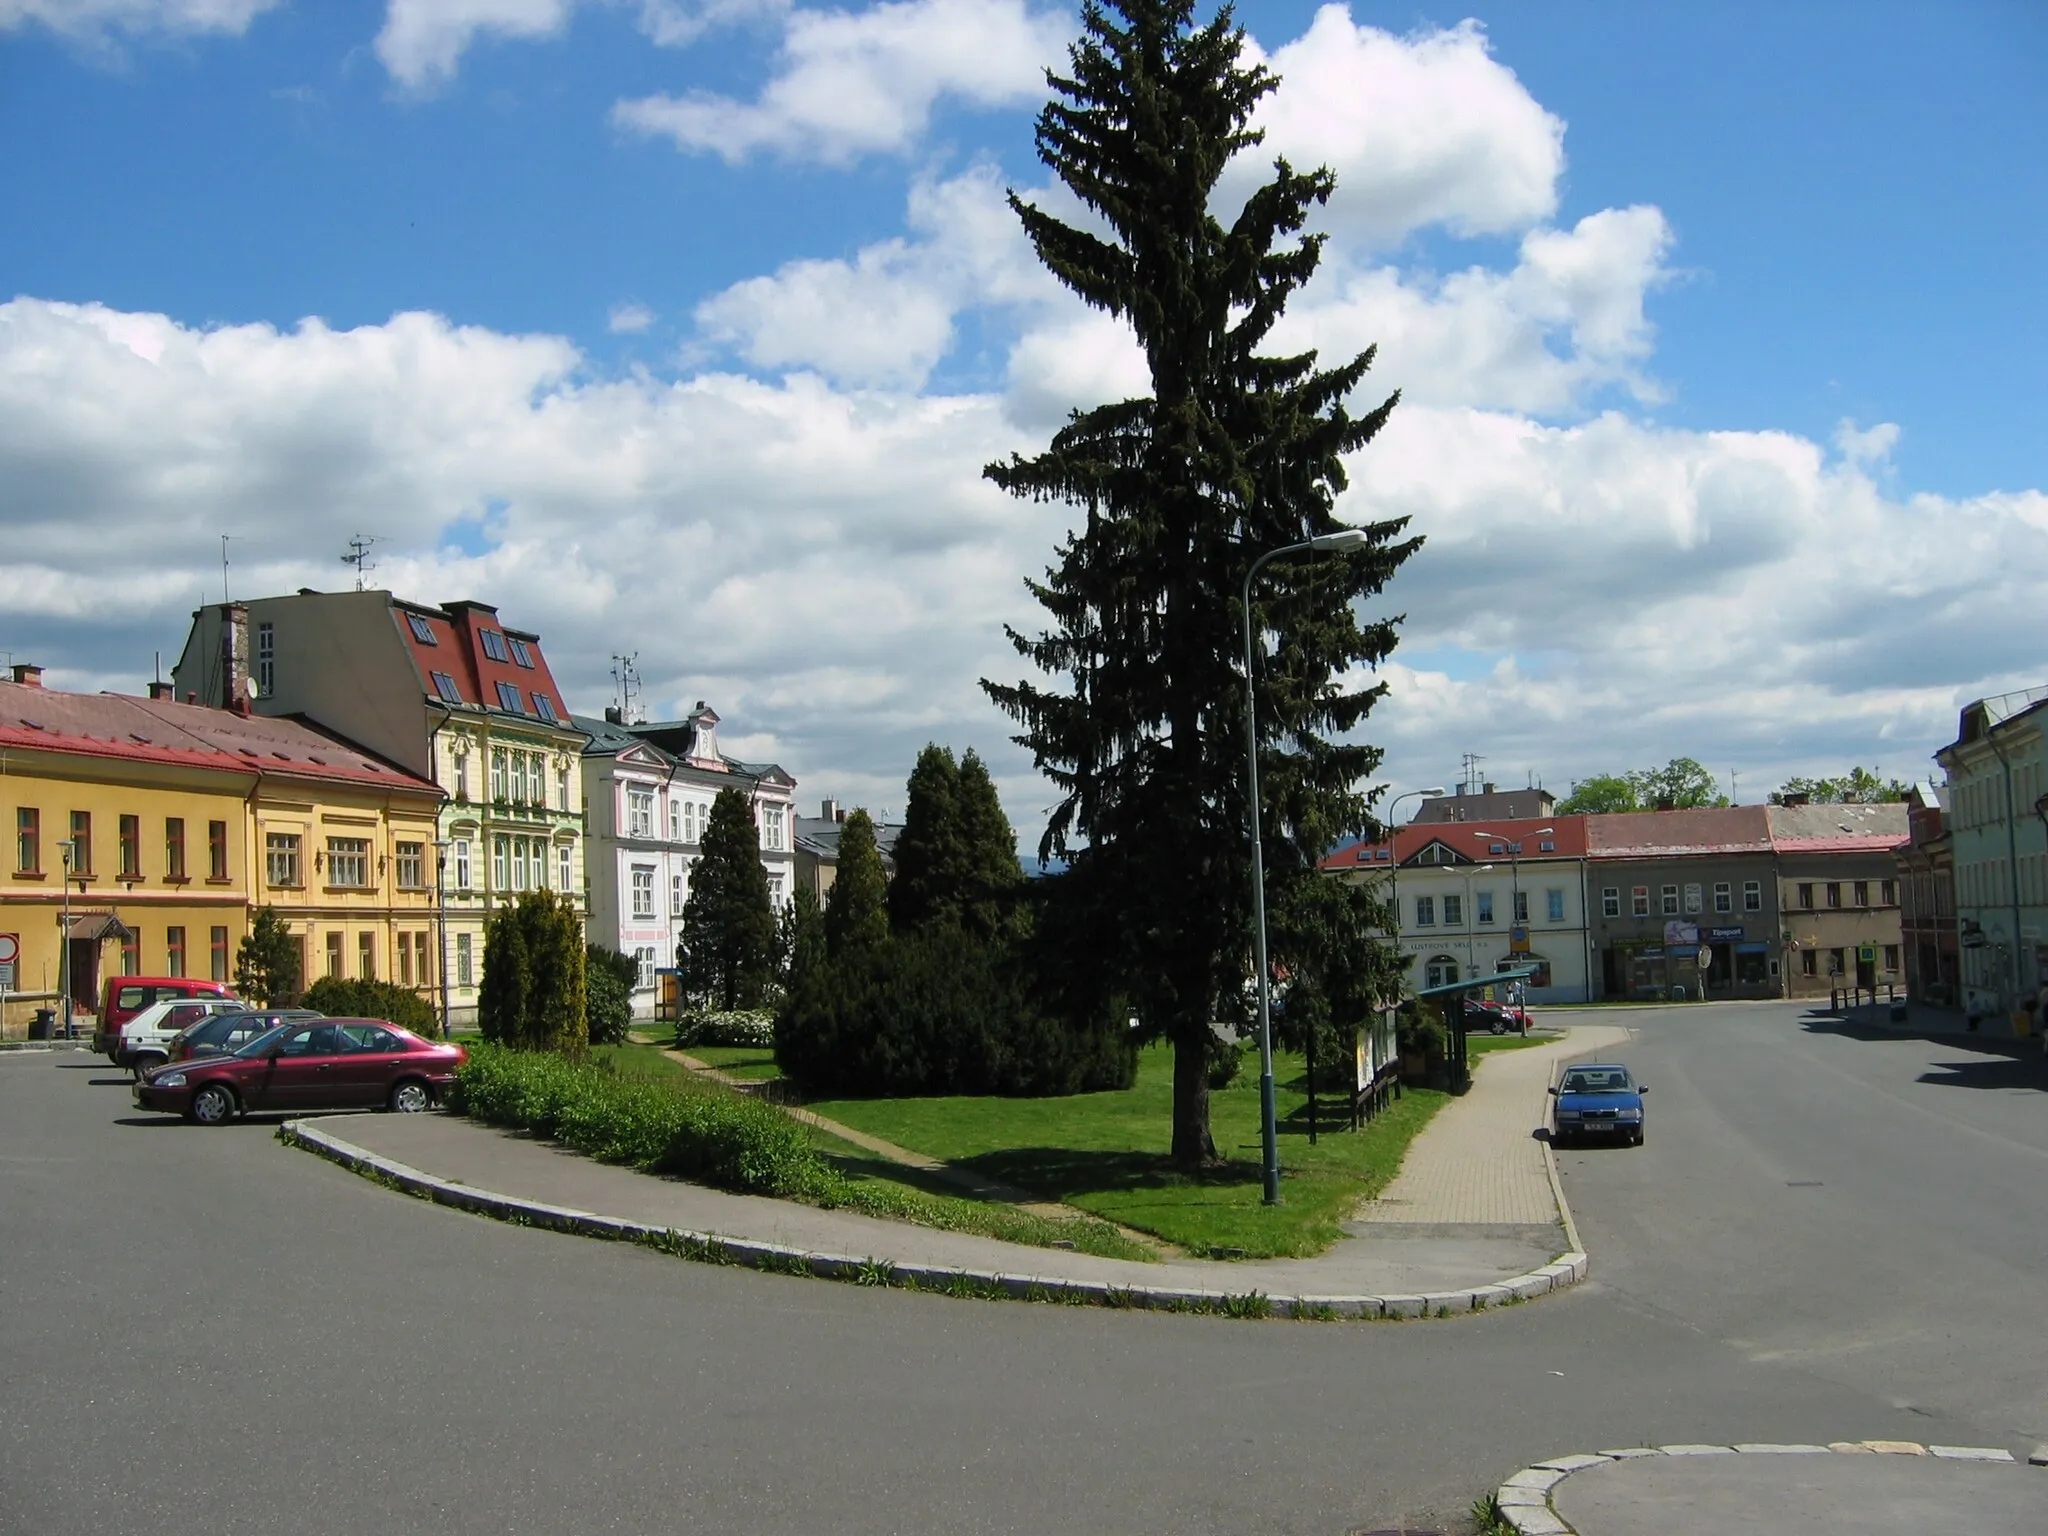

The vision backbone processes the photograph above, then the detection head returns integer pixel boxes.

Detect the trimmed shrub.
[774,927,1135,1098]
[674,1008,775,1049]
[302,976,441,1039]
[585,943,637,1047]
[450,1044,822,1196]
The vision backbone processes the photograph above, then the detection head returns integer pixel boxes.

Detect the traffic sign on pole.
[0,934,18,965]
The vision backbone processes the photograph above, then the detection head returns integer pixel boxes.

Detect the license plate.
[1582,1121,1615,1132]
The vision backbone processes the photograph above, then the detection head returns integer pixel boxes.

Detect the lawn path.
[1352,1023,1634,1225]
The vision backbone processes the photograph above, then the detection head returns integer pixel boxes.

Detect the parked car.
[133,1019,466,1124]
[170,1008,324,1063]
[113,996,249,1075]
[1548,1062,1647,1145]
[1466,997,1526,1036]
[92,975,239,1058]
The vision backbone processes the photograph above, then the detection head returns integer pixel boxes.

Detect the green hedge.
[450,1045,820,1196]
[303,976,441,1039]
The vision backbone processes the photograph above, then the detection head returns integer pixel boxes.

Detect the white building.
[576,705,797,1016]
[1324,815,1594,1003]
[1935,686,2048,1022]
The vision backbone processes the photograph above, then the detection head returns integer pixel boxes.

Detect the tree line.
[1554,757,1910,814]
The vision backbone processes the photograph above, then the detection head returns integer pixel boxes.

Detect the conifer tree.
[679,786,778,1011]
[823,808,889,959]
[478,903,531,1045]
[983,0,1419,1166]
[781,881,827,988]
[955,749,1022,939]
[234,905,301,1006]
[888,744,965,933]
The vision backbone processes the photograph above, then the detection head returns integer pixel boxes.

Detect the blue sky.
[2,0,2044,822]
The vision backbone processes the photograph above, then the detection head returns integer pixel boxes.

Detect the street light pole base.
[1259,1069,1281,1205]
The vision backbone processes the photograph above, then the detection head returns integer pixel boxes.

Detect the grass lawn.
[1468,1033,1545,1057]
[808,1043,1455,1260]
[686,1043,782,1081]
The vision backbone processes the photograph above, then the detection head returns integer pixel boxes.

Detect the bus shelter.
[1411,967,1540,1094]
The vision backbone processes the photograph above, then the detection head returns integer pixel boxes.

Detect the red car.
[132,1018,465,1125]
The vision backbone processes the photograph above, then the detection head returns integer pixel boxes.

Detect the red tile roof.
[0,681,439,796]
[393,598,570,724]
[1321,815,1588,870]
[1585,806,1772,858]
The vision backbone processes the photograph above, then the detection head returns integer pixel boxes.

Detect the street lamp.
[433,839,453,1039]
[1242,526,1368,1206]
[59,838,76,1038]
[1382,787,1447,991]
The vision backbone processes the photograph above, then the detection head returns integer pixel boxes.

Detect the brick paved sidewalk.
[1354,1024,1634,1226]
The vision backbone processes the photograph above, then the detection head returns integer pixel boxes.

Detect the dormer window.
[431,671,462,702]
[508,637,534,668]
[407,614,438,645]
[479,629,510,663]
[1539,839,1556,853]
[531,693,558,724]
[495,681,525,713]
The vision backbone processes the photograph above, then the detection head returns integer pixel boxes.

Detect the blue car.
[1549,1062,1648,1146]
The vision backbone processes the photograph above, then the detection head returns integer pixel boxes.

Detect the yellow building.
[0,666,442,1038]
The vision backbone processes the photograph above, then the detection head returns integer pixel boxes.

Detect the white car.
[113,997,247,1076]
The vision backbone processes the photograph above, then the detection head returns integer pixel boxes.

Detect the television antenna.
[611,652,642,725]
[341,535,381,590]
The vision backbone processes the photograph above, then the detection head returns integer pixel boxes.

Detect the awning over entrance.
[66,912,134,942]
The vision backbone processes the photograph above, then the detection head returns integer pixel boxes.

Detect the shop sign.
[1707,926,1745,942]
[1664,921,1700,947]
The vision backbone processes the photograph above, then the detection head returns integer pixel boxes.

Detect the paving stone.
[1861,1440,1928,1455]
[1502,1468,1569,1492]
[1597,1448,1659,1459]
[1929,1445,2015,1462]
[1501,1507,1571,1536]
[1379,1294,1427,1319]
[1495,1485,1551,1508]
[1534,1453,1613,1473]
[1659,1444,1734,1456]
[1733,1443,1831,1454]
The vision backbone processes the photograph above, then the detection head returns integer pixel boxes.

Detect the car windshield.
[1561,1069,1634,1094]
[231,1023,295,1059]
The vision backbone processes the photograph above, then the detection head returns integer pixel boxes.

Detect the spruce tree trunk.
[1170,1016,1218,1167]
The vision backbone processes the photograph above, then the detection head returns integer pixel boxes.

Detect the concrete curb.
[1490,1441,2026,1534]
[283,1117,1590,1320]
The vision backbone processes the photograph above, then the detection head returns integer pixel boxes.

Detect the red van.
[94,976,238,1059]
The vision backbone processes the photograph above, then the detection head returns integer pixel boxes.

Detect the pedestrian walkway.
[1355,1023,1631,1226]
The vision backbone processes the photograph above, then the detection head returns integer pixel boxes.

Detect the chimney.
[1782,791,1810,808]
[218,602,250,712]
[604,706,623,725]
[9,663,43,687]
[185,692,197,705]
[820,798,839,822]
[1483,781,1495,794]
[148,681,174,701]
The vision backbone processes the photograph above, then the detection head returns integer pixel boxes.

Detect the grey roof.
[569,713,794,788]
[795,815,902,864]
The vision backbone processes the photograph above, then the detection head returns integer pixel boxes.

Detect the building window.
[509,838,527,892]
[266,833,301,888]
[69,811,92,875]
[1797,882,1814,910]
[491,749,507,801]
[1424,955,1459,989]
[256,621,274,696]
[453,752,469,799]
[558,843,573,895]
[479,628,509,662]
[163,817,186,880]
[628,788,655,839]
[359,932,376,980]
[1602,887,1619,918]
[532,693,558,724]
[763,805,786,851]
[495,681,525,714]
[1661,885,1679,916]
[1881,879,1897,906]
[451,931,471,988]
[209,925,229,981]
[1713,882,1731,913]
[408,613,438,645]
[1744,880,1761,912]
[1853,880,1869,907]
[166,926,186,978]
[116,814,140,878]
[672,872,686,916]
[326,931,343,977]
[632,866,656,919]
[1826,882,1842,909]
[768,871,786,907]
[120,928,139,973]
[1546,888,1565,922]
[1801,949,1817,976]
[508,636,534,668]
[635,946,657,989]
[325,838,370,888]
[454,839,472,890]
[557,764,570,810]
[1415,895,1435,927]
[396,842,425,889]
[209,821,227,880]
[398,932,414,988]
[1476,890,1494,924]
[432,671,462,702]
[1514,890,1530,923]
[1631,886,1649,917]
[668,801,681,842]
[1488,842,1505,856]
[1682,882,1701,914]
[15,807,38,874]
[1443,892,1463,926]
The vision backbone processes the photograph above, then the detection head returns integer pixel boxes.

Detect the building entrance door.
[67,937,99,1012]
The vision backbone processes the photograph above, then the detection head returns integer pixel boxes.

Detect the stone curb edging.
[283,1117,1590,1320]
[1490,1441,2026,1534]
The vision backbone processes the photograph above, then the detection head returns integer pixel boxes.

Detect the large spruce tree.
[823,808,889,959]
[888,744,966,934]
[983,0,1418,1167]
[678,786,778,1010]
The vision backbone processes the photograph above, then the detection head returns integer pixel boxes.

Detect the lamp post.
[1242,527,1368,1206]
[1473,826,1552,1021]
[433,839,453,1039]
[59,838,76,1039]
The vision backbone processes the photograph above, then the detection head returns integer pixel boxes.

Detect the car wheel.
[188,1084,236,1126]
[1489,1019,1508,1035]
[1633,1127,1646,1146]
[388,1079,432,1114]
[131,1053,166,1080]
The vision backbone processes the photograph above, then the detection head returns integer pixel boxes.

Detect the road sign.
[1696,946,1713,967]
[1857,944,1877,963]
[0,934,17,965]
[0,963,13,990]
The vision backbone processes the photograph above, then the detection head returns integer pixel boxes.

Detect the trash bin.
[29,1007,55,1041]
[1889,1000,1908,1024]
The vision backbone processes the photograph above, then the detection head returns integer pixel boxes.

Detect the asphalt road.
[1,1005,2040,1535]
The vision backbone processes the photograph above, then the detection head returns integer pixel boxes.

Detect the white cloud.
[1235,9,1565,249]
[0,0,278,41]
[608,301,656,333]
[1835,418,1900,467]
[613,0,1070,164]
[375,0,578,90]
